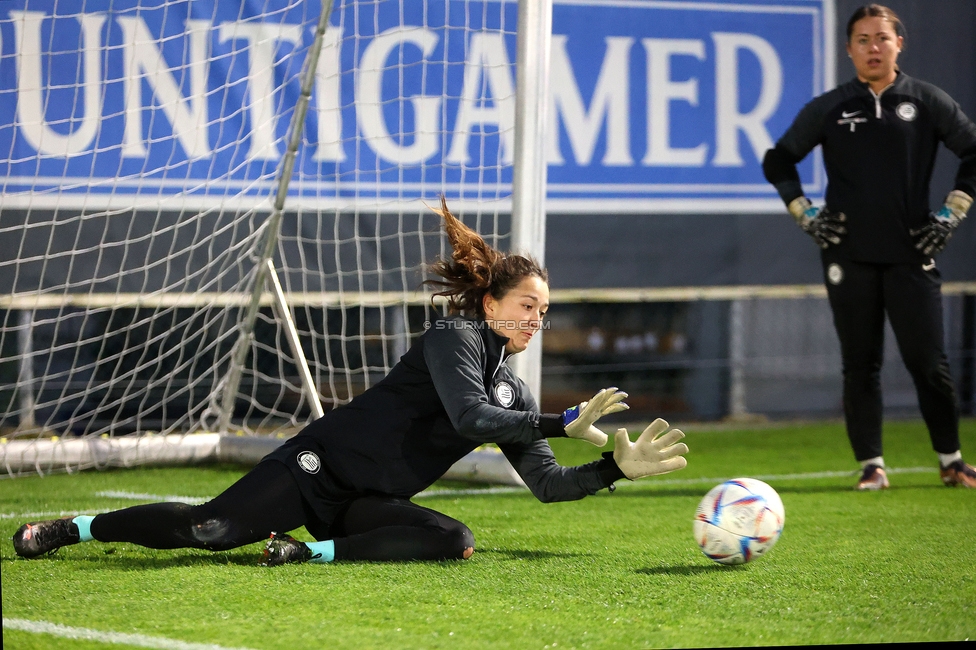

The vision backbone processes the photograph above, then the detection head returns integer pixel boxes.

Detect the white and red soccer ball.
[694,478,785,565]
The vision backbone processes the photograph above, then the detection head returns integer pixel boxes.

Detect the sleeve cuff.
[536,413,567,438]
[600,451,627,483]
[775,180,805,207]
[955,182,976,202]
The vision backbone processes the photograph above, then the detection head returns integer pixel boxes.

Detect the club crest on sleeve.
[297,451,321,474]
[493,381,515,408]
[896,102,917,121]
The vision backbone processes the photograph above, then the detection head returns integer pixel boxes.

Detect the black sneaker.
[13,518,81,558]
[261,532,318,567]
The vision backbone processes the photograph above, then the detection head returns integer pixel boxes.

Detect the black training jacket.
[763,71,976,263]
[272,315,623,501]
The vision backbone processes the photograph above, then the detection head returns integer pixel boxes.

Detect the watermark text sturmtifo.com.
[423,319,551,331]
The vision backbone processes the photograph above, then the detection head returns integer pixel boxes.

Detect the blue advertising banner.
[0,0,832,213]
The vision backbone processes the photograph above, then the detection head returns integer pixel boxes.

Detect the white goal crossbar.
[0,433,526,485]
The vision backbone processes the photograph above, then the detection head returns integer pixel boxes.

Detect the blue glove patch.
[561,405,581,426]
[934,205,954,222]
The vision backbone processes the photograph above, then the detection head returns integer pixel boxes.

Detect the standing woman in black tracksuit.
[12,198,689,565]
[762,4,976,490]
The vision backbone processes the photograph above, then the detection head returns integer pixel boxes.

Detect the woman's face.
[483,275,550,354]
[847,15,902,88]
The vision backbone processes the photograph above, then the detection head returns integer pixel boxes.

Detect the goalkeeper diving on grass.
[12,198,688,566]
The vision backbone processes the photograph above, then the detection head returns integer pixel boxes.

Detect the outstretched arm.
[499,418,691,503]
[499,387,623,502]
[499,439,624,503]
[497,390,632,503]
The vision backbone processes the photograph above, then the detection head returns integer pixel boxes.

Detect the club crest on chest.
[896,102,917,121]
[493,381,516,408]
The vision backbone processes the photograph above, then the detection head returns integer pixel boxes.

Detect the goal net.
[0,0,523,476]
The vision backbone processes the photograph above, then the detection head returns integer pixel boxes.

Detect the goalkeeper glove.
[788,197,846,249]
[910,190,973,256]
[612,419,688,480]
[562,387,629,447]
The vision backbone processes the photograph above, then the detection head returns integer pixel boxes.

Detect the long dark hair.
[846,4,906,42]
[424,197,548,318]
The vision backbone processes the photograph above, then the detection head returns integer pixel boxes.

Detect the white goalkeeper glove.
[561,387,629,447]
[612,419,688,480]
[788,196,846,249]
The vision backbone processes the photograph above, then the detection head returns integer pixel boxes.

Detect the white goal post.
[0,0,550,480]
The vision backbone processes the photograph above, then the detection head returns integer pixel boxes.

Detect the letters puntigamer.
[4,1,826,206]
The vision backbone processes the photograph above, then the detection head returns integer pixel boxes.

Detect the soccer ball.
[693,478,785,565]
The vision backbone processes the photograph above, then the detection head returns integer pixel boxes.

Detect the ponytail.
[425,197,548,317]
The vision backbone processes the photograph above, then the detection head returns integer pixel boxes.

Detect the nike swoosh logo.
[841,110,862,118]
[923,261,936,271]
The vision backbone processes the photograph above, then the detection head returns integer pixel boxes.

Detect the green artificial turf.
[1,419,974,649]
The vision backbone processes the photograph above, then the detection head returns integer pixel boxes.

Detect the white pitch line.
[2,618,257,650]
[0,491,210,521]
[95,490,210,504]
[92,487,532,501]
[415,486,527,498]
[0,466,942,522]
[417,466,938,495]
[0,509,114,520]
[637,465,936,487]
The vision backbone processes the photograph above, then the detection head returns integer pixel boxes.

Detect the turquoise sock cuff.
[73,515,95,542]
[306,540,335,563]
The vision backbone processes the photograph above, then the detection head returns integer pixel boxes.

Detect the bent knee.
[190,517,237,551]
[443,523,475,560]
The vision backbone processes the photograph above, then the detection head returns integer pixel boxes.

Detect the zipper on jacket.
[869,80,895,118]
[493,350,509,379]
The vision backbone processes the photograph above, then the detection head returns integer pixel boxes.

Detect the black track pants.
[90,461,309,551]
[822,252,960,461]
[89,461,473,560]
[327,496,474,561]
